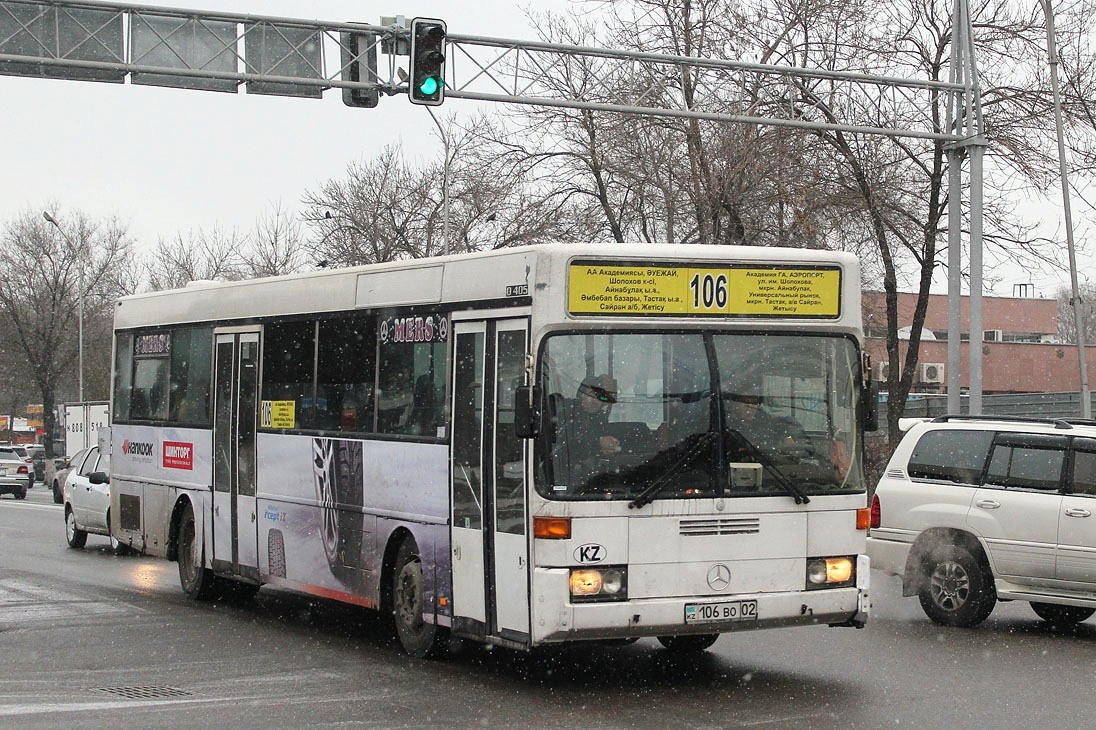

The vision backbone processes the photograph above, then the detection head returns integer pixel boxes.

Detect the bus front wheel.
[177,502,218,600]
[392,538,447,658]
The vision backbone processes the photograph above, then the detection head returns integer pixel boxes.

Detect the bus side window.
[376,340,445,437]
[317,315,376,433]
[262,321,317,430]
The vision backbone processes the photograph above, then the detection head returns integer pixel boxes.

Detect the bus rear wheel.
[392,538,447,658]
[657,634,719,652]
[177,502,218,600]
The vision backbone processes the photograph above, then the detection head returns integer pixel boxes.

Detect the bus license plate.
[685,600,758,624]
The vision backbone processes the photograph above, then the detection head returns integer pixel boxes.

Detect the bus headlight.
[569,566,628,602]
[805,556,855,589]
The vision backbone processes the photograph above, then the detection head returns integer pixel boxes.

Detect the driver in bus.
[560,374,621,487]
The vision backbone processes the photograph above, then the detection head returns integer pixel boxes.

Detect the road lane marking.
[0,503,62,513]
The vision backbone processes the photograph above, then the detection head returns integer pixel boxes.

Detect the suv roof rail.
[929,414,1096,430]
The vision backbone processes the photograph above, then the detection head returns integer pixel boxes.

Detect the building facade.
[862,291,1093,394]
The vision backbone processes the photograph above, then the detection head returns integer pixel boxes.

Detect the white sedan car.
[64,445,129,554]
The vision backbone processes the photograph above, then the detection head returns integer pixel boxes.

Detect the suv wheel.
[1030,602,1096,625]
[918,544,996,627]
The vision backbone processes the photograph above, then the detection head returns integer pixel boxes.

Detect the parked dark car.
[26,444,46,482]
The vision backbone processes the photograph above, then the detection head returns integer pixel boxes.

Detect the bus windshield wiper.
[628,431,714,509]
[725,428,811,505]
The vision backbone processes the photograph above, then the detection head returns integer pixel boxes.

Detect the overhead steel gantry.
[0,0,1016,412]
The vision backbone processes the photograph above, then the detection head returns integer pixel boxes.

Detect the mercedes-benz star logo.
[706,564,731,592]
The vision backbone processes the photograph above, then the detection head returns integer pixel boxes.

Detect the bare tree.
[1056,281,1096,344]
[242,201,309,277]
[0,207,132,457]
[301,126,593,265]
[301,144,434,266]
[145,226,247,291]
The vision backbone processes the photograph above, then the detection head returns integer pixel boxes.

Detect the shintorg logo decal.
[163,441,194,470]
[573,543,606,564]
[121,439,154,457]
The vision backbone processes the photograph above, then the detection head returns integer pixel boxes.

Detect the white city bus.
[109,243,874,656]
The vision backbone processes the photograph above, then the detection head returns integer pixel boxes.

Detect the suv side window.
[984,433,1067,491]
[1070,438,1096,496]
[908,429,994,484]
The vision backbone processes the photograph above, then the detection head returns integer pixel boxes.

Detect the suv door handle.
[975,499,1001,509]
[1065,508,1092,518]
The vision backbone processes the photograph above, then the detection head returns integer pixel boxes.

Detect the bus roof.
[116,243,860,330]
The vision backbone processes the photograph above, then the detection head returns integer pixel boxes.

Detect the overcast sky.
[0,0,1088,299]
[0,0,564,245]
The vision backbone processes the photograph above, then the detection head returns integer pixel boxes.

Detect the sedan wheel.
[65,508,88,549]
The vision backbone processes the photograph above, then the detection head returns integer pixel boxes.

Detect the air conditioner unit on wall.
[920,362,945,384]
[875,362,890,380]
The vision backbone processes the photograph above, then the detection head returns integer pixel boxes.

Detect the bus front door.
[451,318,530,643]
[212,330,260,582]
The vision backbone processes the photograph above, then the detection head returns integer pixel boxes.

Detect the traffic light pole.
[426,106,450,256]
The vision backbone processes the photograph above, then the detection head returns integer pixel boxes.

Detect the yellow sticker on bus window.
[261,400,296,429]
[567,263,841,317]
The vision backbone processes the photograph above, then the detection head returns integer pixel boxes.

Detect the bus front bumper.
[531,561,870,645]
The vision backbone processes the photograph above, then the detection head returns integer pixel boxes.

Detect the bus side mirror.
[862,380,879,432]
[514,385,541,439]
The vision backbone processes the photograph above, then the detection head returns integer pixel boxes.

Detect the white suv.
[868,415,1096,628]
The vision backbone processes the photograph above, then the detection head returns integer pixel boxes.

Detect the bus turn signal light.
[856,507,872,530]
[534,516,572,539]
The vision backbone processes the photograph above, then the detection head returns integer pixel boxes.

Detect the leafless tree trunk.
[0,207,132,458]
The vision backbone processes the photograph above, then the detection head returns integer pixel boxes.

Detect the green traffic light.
[419,75,441,96]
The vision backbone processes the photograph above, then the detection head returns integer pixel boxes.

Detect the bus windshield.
[536,331,864,501]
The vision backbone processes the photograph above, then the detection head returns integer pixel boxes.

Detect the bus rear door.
[450,318,530,643]
[212,329,260,581]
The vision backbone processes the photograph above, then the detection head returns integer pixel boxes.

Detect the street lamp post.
[43,211,84,403]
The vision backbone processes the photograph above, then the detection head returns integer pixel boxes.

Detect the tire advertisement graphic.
[311,438,365,583]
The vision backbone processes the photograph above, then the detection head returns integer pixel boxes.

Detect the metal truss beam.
[0,0,978,143]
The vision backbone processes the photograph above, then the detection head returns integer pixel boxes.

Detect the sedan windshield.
[535,331,864,501]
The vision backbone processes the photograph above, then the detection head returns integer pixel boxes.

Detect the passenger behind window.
[408,374,439,436]
[377,365,414,433]
[171,381,210,424]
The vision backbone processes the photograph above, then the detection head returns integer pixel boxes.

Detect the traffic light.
[408,17,446,106]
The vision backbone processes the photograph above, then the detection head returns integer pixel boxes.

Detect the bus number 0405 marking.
[689,273,728,310]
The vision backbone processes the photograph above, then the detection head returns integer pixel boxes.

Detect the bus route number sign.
[684,599,758,624]
[568,262,841,318]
